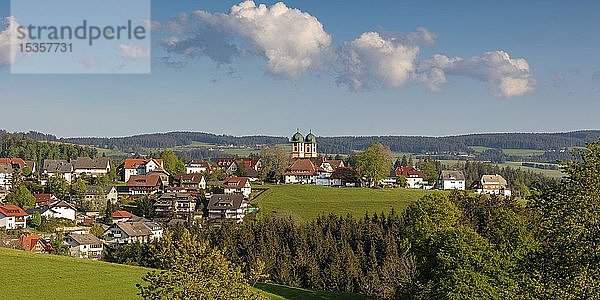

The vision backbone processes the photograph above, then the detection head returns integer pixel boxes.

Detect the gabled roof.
[43,160,73,173]
[86,185,116,195]
[186,160,212,169]
[207,194,246,210]
[126,175,161,187]
[20,235,53,252]
[72,157,110,170]
[330,167,357,180]
[67,233,102,246]
[286,159,316,176]
[113,222,152,237]
[481,174,508,186]
[112,210,135,218]
[440,170,465,181]
[34,194,57,205]
[123,158,164,169]
[222,177,250,189]
[0,205,28,217]
[173,173,205,184]
[233,158,261,170]
[395,166,424,178]
[326,160,345,169]
[0,158,28,169]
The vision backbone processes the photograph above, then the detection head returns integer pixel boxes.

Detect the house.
[64,233,103,259]
[20,235,53,253]
[186,160,212,174]
[207,194,249,223]
[154,193,198,219]
[0,158,29,170]
[439,170,466,190]
[42,160,74,183]
[126,175,163,195]
[226,158,261,178]
[86,186,118,204]
[0,158,34,190]
[147,168,171,186]
[120,158,164,182]
[474,174,512,196]
[310,157,335,186]
[27,200,77,221]
[34,193,59,207]
[103,221,163,244]
[173,173,206,191]
[0,205,28,229]
[0,163,14,190]
[215,158,236,170]
[72,157,111,177]
[284,159,317,184]
[329,167,359,187]
[222,177,252,199]
[112,210,136,223]
[395,166,425,188]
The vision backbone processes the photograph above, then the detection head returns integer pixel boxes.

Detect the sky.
[1,0,599,138]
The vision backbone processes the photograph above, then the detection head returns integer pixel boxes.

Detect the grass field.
[469,146,545,156]
[1,248,363,299]
[253,184,436,220]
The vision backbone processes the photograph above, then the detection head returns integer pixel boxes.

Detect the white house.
[439,170,466,190]
[185,160,212,174]
[284,159,317,184]
[474,174,512,196]
[173,173,206,191]
[121,158,164,182]
[103,221,163,244]
[64,233,103,259]
[207,194,249,223]
[0,163,13,190]
[72,157,111,177]
[0,205,28,229]
[86,186,118,204]
[28,200,77,221]
[42,160,74,183]
[395,166,425,189]
[222,177,252,199]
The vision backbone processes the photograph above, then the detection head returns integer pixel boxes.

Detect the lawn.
[0,248,364,300]
[253,184,436,220]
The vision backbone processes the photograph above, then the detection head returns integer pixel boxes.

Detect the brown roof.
[126,175,162,187]
[112,210,135,218]
[0,158,27,169]
[0,205,28,217]
[173,173,205,184]
[0,163,13,174]
[222,177,250,189]
[67,233,102,245]
[123,158,163,169]
[20,235,53,252]
[34,194,58,206]
[234,158,260,170]
[481,174,508,186]
[440,170,465,181]
[207,194,246,210]
[330,167,357,180]
[115,222,153,237]
[286,159,316,176]
[326,160,345,168]
[395,166,424,178]
[72,157,110,170]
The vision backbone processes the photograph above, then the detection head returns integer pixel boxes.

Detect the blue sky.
[1,0,599,138]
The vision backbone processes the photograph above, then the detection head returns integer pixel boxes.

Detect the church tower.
[303,130,317,158]
[291,130,305,158]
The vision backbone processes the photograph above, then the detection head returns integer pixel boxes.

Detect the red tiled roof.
[112,210,135,218]
[123,158,163,169]
[20,235,53,252]
[0,205,28,217]
[288,159,316,173]
[234,158,260,170]
[34,194,57,206]
[395,166,424,178]
[126,175,161,187]
[0,158,27,169]
[222,177,250,189]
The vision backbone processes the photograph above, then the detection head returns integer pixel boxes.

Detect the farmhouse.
[473,174,512,196]
[439,170,466,190]
[395,166,425,188]
[72,157,111,177]
[207,194,249,223]
[120,158,164,182]
[222,177,252,199]
[0,205,28,229]
[20,235,53,253]
[64,233,103,259]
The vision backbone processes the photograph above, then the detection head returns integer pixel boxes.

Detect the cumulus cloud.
[118,44,150,59]
[417,51,535,98]
[0,16,20,67]
[157,1,535,98]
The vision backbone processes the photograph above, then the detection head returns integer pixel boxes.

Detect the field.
[0,248,363,299]
[469,146,545,156]
[253,184,437,220]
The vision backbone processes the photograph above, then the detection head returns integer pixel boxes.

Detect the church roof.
[291,131,304,142]
[304,132,317,143]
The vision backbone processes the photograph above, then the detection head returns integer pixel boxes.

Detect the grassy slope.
[1,248,364,300]
[253,184,437,220]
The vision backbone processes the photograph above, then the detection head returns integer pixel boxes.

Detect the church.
[290,130,318,158]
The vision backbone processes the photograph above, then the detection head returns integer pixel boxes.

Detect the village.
[0,130,512,260]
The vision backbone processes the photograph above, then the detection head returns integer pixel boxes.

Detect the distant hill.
[4,129,600,155]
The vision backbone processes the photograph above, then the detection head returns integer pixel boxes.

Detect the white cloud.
[417,51,535,98]
[157,1,535,98]
[0,16,20,67]
[118,44,150,59]
[336,32,419,91]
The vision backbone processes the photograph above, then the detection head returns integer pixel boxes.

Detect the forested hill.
[6,130,600,155]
